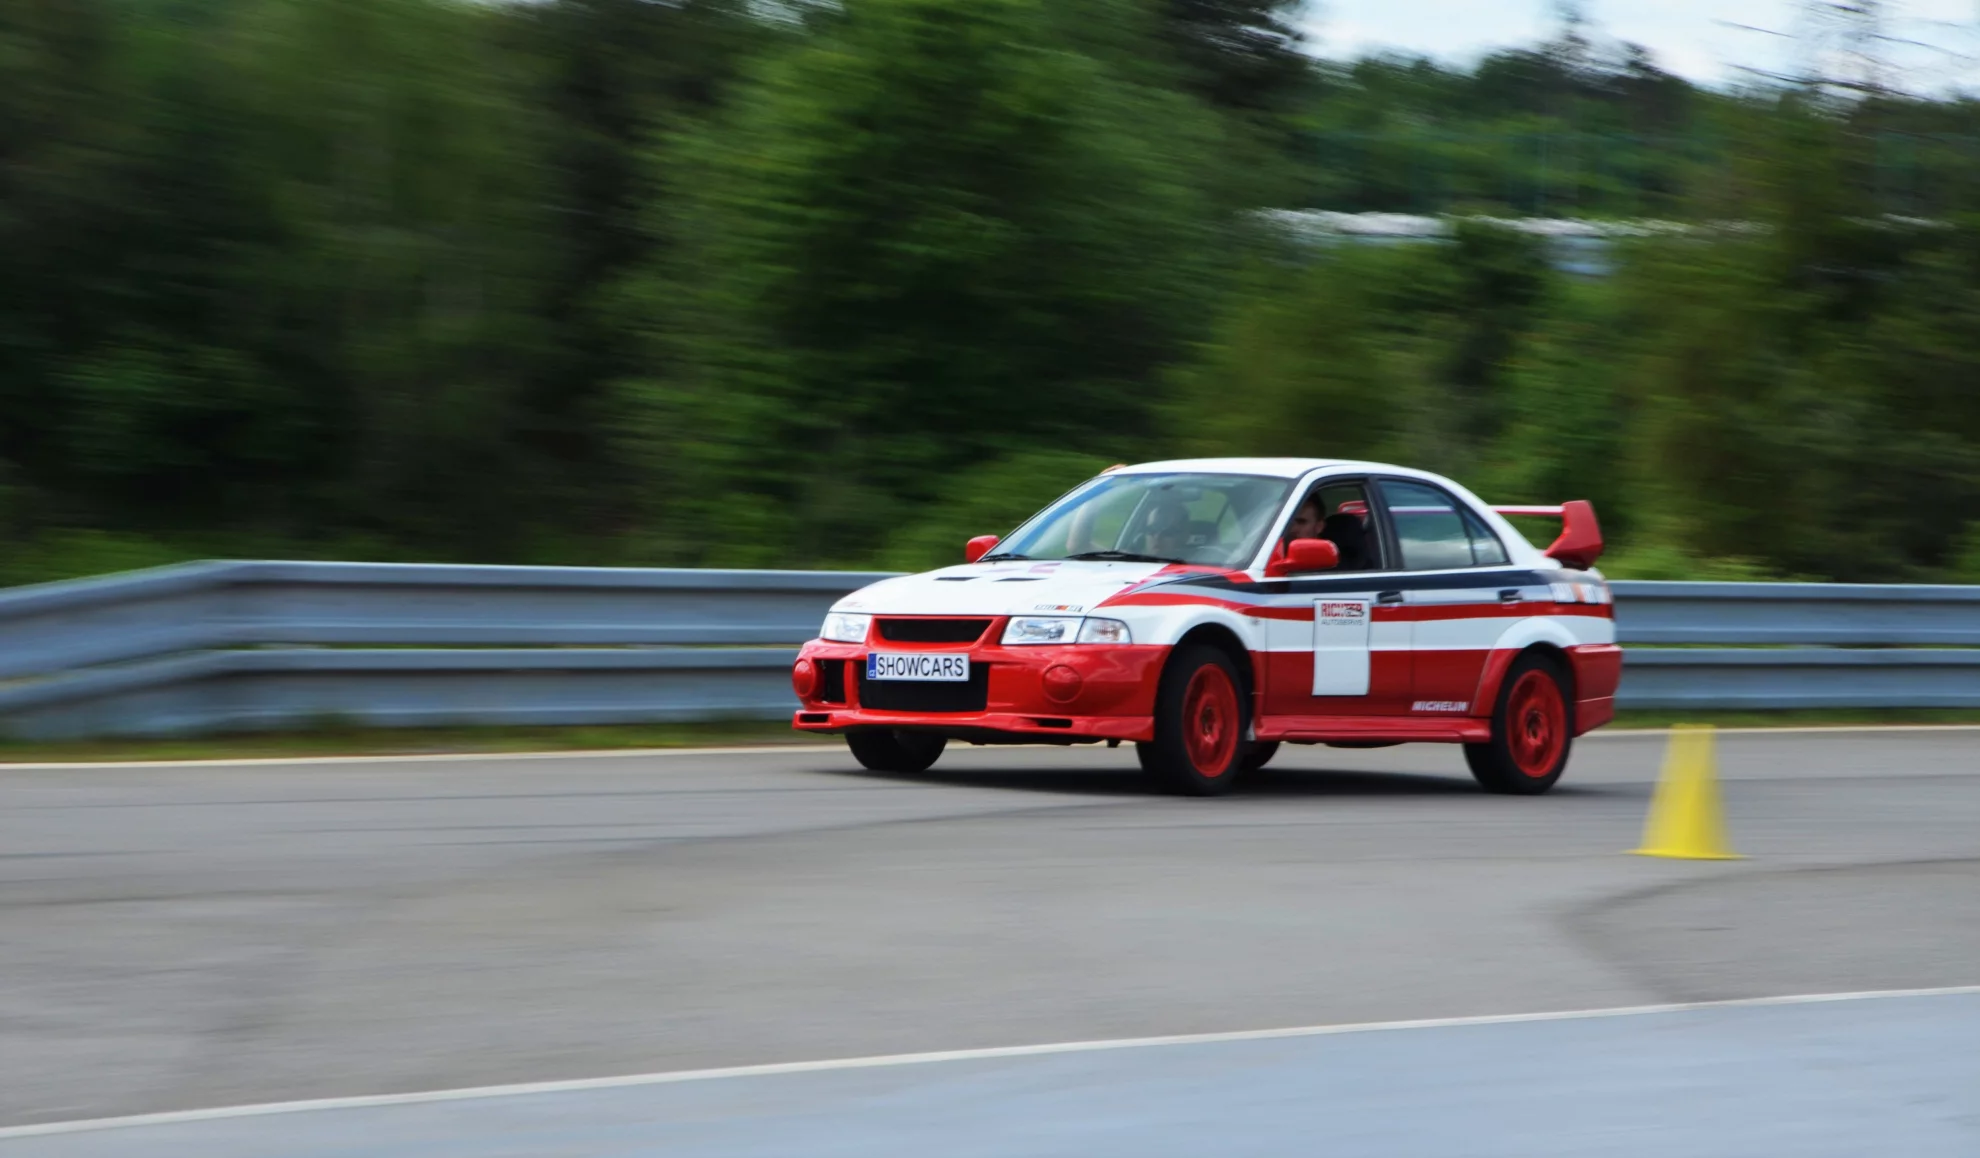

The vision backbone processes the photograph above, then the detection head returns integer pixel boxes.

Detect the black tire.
[846,729,947,774]
[1464,651,1573,795]
[1240,740,1281,773]
[1135,644,1249,796]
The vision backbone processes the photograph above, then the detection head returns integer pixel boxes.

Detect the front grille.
[875,617,992,644]
[856,666,990,713]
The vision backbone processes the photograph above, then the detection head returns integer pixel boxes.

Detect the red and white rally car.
[791,458,1620,795]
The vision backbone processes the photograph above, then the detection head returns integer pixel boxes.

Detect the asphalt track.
[3,729,1979,1152]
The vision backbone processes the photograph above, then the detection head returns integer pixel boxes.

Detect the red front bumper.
[791,637,1167,743]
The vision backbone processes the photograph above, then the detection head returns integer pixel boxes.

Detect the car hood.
[831,560,1226,618]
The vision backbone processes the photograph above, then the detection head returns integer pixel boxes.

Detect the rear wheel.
[1464,652,1572,795]
[1136,644,1248,796]
[846,729,947,774]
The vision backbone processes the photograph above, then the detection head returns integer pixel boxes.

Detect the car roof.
[1110,457,1420,481]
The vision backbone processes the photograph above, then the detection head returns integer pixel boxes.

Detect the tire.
[1464,651,1573,795]
[846,729,947,774]
[1135,644,1249,796]
[1240,740,1281,773]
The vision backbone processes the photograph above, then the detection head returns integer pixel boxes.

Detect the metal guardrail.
[1607,580,1980,646]
[0,561,889,679]
[1617,649,1980,710]
[0,563,890,740]
[1607,580,1980,710]
[1,563,1976,739]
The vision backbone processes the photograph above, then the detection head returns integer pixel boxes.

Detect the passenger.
[1142,498,1192,558]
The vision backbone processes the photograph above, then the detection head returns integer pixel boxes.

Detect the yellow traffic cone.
[1631,724,1742,860]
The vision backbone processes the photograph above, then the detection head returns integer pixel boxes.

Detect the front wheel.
[1136,644,1248,796]
[846,729,947,774]
[1464,652,1572,795]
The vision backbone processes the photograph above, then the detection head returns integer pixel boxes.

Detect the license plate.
[866,652,971,682]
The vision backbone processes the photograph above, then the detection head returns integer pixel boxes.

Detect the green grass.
[0,720,824,764]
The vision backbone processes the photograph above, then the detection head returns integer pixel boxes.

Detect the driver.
[1267,493,1325,571]
[1284,495,1323,544]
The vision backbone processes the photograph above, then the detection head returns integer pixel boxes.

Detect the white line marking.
[4,985,1977,1139]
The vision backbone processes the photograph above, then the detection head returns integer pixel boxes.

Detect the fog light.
[792,658,818,698]
[1042,664,1083,704]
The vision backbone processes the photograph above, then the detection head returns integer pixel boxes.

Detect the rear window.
[1379,480,1507,570]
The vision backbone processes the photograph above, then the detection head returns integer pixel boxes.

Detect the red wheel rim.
[1181,665,1240,776]
[1506,669,1566,777]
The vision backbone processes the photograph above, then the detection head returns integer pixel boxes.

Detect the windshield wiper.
[1064,550,1183,564]
[977,552,1032,562]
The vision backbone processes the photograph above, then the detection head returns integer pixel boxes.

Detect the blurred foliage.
[7,0,1980,586]
[616,0,1226,567]
[1177,98,1980,582]
[1288,19,1980,220]
[875,450,1120,573]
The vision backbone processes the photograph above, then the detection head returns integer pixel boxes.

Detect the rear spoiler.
[1491,500,1604,571]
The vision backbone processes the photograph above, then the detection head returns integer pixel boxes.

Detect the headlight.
[1002,616,1078,645]
[1000,617,1133,645]
[1076,617,1132,645]
[820,612,871,643]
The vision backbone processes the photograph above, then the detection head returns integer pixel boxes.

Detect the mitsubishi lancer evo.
[790,459,1619,796]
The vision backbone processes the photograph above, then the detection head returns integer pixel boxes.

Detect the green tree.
[626,0,1226,566]
[1163,250,1398,461]
[1159,0,1310,114]
[229,0,565,549]
[877,450,1118,572]
[516,0,767,529]
[0,0,304,532]
[1169,220,1557,481]
[1613,109,1980,580]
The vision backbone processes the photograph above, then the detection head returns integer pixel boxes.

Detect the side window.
[1462,507,1509,566]
[1285,480,1383,571]
[1378,480,1503,571]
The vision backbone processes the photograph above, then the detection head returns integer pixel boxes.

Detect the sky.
[1301,0,1980,91]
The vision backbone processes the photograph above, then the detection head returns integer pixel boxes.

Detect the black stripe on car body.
[1153,568,1564,600]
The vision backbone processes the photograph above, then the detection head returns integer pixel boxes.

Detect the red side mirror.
[1265,538,1340,578]
[965,535,1000,564]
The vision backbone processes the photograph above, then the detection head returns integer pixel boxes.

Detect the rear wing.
[1491,500,1604,571]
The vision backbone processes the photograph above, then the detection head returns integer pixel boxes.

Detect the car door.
[1372,478,1533,715]
[1257,478,1414,720]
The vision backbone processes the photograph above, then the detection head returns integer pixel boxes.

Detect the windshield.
[986,472,1295,568]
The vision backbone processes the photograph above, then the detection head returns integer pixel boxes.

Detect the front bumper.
[791,637,1167,743]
